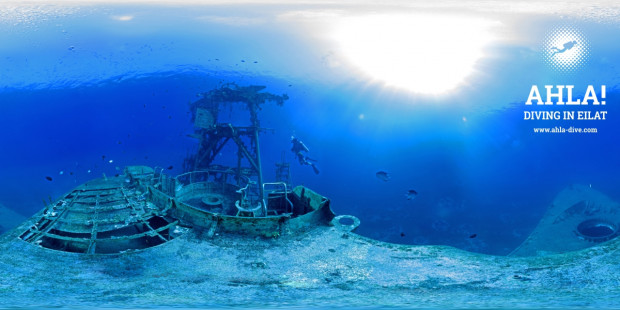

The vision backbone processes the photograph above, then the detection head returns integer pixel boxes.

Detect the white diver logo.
[544,27,589,71]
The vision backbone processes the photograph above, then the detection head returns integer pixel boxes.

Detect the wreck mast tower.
[182,83,288,215]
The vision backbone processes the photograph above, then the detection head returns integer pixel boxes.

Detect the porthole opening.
[576,219,619,242]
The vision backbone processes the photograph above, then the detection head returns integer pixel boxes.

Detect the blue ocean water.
[1,2,620,258]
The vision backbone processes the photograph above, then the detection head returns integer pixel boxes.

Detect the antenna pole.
[254,127,265,215]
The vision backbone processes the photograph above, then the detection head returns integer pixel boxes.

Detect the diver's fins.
[311,164,320,175]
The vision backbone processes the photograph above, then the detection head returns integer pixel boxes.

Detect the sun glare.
[334,14,495,94]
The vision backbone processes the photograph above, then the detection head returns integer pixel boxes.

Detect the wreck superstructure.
[17,84,338,255]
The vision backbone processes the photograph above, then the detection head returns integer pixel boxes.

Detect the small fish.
[59,171,64,175]
[469,234,477,239]
[400,232,405,237]
[406,189,418,200]
[109,160,113,163]
[375,171,391,182]
[45,176,53,181]
[167,165,174,170]
[102,155,106,161]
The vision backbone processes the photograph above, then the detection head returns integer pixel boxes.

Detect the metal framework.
[183,83,288,215]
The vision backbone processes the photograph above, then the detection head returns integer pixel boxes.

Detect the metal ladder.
[262,182,294,216]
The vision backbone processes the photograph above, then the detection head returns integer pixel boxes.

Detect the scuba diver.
[291,136,320,175]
